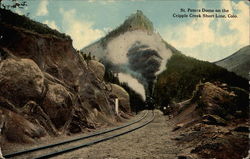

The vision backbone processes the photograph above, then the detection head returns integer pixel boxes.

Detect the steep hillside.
[154,53,248,106]
[82,10,176,100]
[0,9,131,143]
[215,45,250,79]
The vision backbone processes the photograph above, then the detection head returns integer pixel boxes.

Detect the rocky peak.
[122,10,154,32]
[101,10,154,45]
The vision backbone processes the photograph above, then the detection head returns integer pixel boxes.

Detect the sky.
[6,0,250,62]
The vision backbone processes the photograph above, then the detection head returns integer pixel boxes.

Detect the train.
[145,96,155,110]
[145,81,156,110]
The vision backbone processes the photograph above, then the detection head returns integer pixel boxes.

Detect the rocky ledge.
[168,82,249,159]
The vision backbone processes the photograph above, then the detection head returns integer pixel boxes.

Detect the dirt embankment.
[169,82,249,159]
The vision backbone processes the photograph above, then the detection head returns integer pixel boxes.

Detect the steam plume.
[105,30,172,96]
[118,73,146,100]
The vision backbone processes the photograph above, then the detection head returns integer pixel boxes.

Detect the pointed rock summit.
[101,10,155,44]
[122,10,154,32]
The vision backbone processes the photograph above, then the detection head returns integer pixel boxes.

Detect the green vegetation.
[0,9,70,39]
[154,53,248,106]
[101,10,154,47]
[103,66,145,112]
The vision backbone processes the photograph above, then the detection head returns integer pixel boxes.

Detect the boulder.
[88,60,105,81]
[79,83,96,99]
[110,84,130,113]
[0,58,44,106]
[79,81,115,120]
[193,82,237,118]
[42,83,73,129]
[1,108,46,143]
[21,100,59,136]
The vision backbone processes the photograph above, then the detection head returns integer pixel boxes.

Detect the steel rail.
[4,111,148,158]
[34,110,155,159]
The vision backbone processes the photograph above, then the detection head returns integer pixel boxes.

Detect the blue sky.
[6,0,250,62]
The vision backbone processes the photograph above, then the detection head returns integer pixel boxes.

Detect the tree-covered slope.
[0,9,70,39]
[154,53,248,106]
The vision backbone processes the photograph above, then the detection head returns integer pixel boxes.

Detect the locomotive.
[145,81,156,110]
[145,96,155,110]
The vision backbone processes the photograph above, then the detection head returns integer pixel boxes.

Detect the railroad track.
[5,110,155,159]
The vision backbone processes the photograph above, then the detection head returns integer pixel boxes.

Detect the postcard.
[0,0,249,158]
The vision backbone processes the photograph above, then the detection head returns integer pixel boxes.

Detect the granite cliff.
[0,9,131,143]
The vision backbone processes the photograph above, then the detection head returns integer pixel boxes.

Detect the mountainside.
[0,9,131,143]
[82,10,177,99]
[82,10,248,109]
[215,45,250,79]
[154,53,248,106]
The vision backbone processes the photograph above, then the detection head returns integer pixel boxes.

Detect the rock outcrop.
[0,10,131,143]
[1,108,46,143]
[0,57,45,107]
[42,83,73,129]
[170,82,249,159]
[192,82,248,119]
[88,60,105,81]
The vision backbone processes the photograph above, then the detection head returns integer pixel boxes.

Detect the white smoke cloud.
[106,30,172,74]
[104,30,173,98]
[118,73,145,100]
